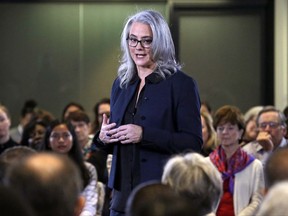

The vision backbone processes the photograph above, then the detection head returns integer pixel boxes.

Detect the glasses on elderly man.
[258,121,281,129]
[127,37,153,48]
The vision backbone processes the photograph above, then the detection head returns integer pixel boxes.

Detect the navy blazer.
[94,70,203,189]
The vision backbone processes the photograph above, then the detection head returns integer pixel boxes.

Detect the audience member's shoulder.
[242,140,260,151]
[256,181,288,216]
[251,158,263,168]
[84,161,97,177]
[0,185,36,216]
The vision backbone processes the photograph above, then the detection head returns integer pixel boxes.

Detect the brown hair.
[214,105,245,131]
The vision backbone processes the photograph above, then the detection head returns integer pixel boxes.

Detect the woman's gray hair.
[256,181,288,216]
[162,152,222,214]
[118,10,181,88]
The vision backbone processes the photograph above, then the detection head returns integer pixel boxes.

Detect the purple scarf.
[210,145,254,194]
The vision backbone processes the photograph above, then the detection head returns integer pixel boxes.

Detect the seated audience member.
[34,107,55,124]
[42,120,97,216]
[67,110,108,184]
[161,152,222,216]
[10,99,37,143]
[0,185,36,216]
[256,181,288,216]
[242,106,264,144]
[62,102,85,121]
[21,119,49,151]
[126,181,193,216]
[4,152,85,216]
[90,98,111,216]
[0,146,36,183]
[201,111,219,156]
[264,148,288,190]
[201,100,213,115]
[90,98,110,135]
[283,105,288,138]
[242,106,287,165]
[0,105,18,154]
[209,105,264,216]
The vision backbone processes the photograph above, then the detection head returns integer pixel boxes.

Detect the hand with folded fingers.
[110,124,143,144]
[99,113,118,144]
[256,131,273,151]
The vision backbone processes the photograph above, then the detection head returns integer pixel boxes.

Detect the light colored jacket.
[208,158,265,216]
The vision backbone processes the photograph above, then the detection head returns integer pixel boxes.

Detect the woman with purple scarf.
[209,105,264,216]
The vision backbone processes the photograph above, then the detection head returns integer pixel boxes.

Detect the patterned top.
[80,162,98,216]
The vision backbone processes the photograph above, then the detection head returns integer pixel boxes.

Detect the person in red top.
[209,105,264,216]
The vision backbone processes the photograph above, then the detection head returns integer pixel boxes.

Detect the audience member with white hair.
[161,152,222,216]
[256,181,288,216]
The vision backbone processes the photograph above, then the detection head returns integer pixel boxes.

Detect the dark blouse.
[0,138,18,155]
[111,79,145,211]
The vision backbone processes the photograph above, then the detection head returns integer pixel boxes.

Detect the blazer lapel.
[111,80,139,126]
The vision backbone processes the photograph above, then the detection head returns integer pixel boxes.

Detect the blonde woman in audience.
[209,105,264,216]
[201,111,219,156]
[0,105,18,154]
[162,152,223,216]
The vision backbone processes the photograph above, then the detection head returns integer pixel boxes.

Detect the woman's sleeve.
[80,162,98,216]
[142,75,203,153]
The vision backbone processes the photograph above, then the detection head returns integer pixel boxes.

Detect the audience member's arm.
[80,162,98,216]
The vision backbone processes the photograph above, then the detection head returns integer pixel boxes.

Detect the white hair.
[256,181,288,216]
[161,152,222,214]
[118,10,181,88]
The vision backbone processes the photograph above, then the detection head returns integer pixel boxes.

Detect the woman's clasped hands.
[99,114,143,144]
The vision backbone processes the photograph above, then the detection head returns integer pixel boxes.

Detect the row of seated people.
[127,147,288,216]
[201,103,288,165]
[0,100,287,215]
[9,98,111,144]
[1,139,288,216]
[0,99,111,216]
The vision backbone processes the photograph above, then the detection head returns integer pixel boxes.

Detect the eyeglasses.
[127,37,153,48]
[216,125,239,133]
[50,132,72,140]
[258,122,281,129]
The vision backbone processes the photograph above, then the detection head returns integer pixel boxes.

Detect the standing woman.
[209,105,264,216]
[43,120,98,216]
[93,10,202,216]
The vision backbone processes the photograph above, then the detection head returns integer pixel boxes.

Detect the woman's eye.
[143,39,152,44]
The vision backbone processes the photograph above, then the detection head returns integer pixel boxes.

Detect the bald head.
[5,152,83,216]
[25,153,70,180]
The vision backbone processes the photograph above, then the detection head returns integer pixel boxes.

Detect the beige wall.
[0,3,166,125]
[275,0,288,110]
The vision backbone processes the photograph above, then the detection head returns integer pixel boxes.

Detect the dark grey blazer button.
[141,116,146,120]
